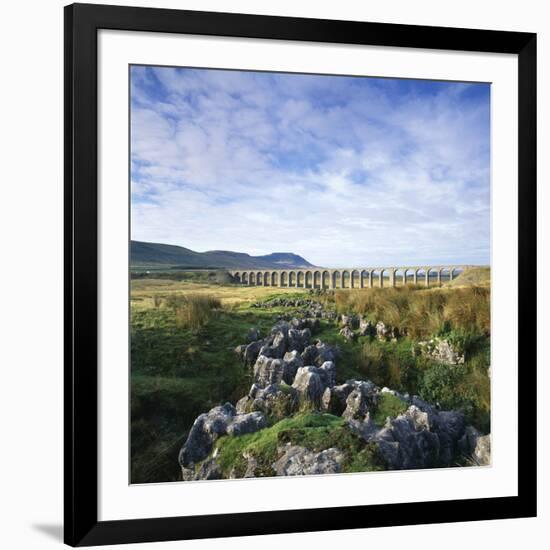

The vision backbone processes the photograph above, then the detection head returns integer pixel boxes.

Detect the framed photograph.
[64,3,537,546]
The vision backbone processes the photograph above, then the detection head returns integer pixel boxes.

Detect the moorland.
[130,267,490,483]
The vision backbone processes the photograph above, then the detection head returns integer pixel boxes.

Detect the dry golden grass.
[332,284,490,338]
[131,279,301,311]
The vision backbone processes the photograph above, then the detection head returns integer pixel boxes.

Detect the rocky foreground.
[178,306,490,481]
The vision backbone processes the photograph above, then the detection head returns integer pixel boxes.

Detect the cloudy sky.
[130,65,490,267]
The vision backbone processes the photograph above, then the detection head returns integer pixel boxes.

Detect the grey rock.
[473,435,491,466]
[247,327,261,342]
[292,367,324,405]
[245,383,299,418]
[314,341,339,366]
[342,384,375,421]
[243,453,259,478]
[376,321,390,340]
[321,387,333,412]
[372,414,440,469]
[243,340,264,366]
[407,405,431,431]
[271,321,290,338]
[339,326,356,342]
[272,446,345,476]
[234,344,247,357]
[253,355,285,387]
[202,403,236,436]
[236,394,251,414]
[178,403,235,467]
[194,457,222,480]
[318,361,336,388]
[301,344,318,365]
[287,328,311,353]
[282,350,304,384]
[259,330,287,359]
[181,466,195,481]
[343,389,366,420]
[417,337,465,365]
[359,317,373,337]
[458,426,491,466]
[290,318,306,329]
[226,411,267,436]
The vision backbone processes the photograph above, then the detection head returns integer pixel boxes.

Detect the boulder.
[243,340,264,366]
[417,337,465,365]
[239,383,299,418]
[253,355,285,387]
[290,318,306,330]
[359,317,373,337]
[372,414,440,470]
[473,435,491,466]
[271,321,291,337]
[226,411,267,436]
[314,341,339,366]
[376,321,390,340]
[318,361,336,388]
[179,404,267,472]
[282,350,304,384]
[458,426,491,465]
[272,446,345,476]
[259,330,287,359]
[287,328,311,353]
[194,457,222,480]
[292,367,324,405]
[234,344,247,358]
[342,388,368,420]
[301,344,318,365]
[178,403,236,467]
[339,326,355,342]
[341,381,377,421]
[340,314,351,327]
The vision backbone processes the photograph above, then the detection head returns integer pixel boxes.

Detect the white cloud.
[130,67,490,267]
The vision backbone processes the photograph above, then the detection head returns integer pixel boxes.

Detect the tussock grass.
[165,294,222,330]
[331,285,490,338]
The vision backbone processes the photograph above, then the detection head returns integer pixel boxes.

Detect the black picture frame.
[64,2,537,546]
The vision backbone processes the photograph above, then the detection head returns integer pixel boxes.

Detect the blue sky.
[130,66,490,267]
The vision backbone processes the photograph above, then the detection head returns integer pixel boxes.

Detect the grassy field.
[130,268,491,483]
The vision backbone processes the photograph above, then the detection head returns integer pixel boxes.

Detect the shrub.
[417,361,490,433]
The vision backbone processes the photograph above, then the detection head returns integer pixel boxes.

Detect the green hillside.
[131,240,315,270]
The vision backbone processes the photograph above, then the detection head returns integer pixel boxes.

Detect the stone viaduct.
[227,265,475,289]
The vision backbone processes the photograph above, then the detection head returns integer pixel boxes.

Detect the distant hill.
[131,240,315,270]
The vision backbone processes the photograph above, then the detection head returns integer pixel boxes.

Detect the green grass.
[131,279,491,483]
[213,412,385,476]
[372,393,409,425]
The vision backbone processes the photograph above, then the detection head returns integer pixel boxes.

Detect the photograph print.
[130,65,491,484]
